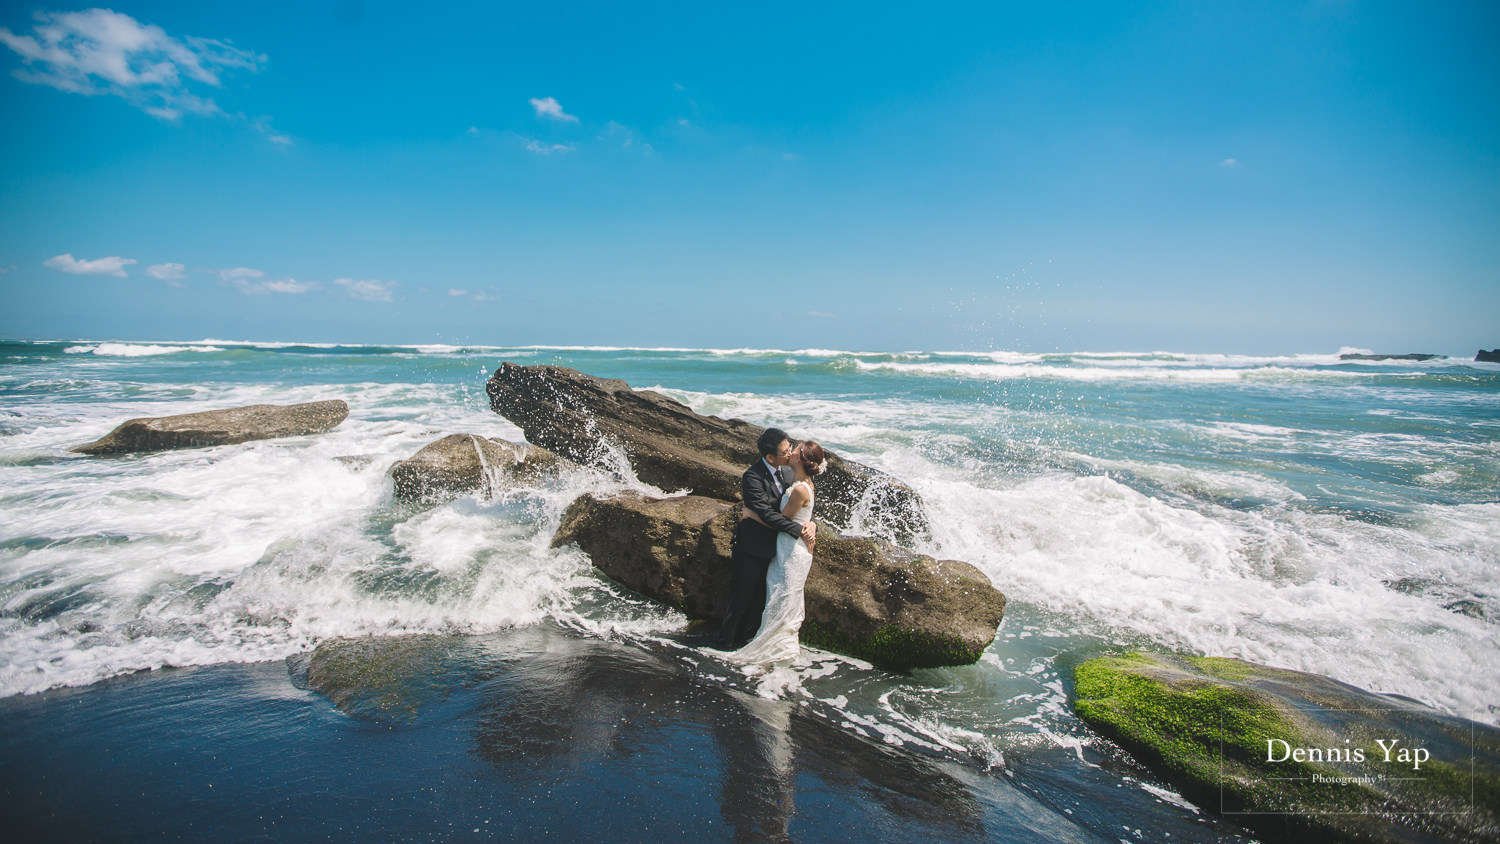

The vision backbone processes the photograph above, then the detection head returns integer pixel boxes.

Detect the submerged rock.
[306,633,496,721]
[390,433,571,501]
[486,362,929,543]
[551,491,1006,669]
[1072,652,1500,843]
[71,400,349,455]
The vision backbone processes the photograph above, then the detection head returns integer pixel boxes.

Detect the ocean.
[1,339,1496,841]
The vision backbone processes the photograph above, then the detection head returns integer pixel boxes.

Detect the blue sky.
[1,1,1496,354]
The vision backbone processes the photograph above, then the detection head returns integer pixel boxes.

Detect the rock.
[1477,349,1500,363]
[1338,353,1446,362]
[799,522,1006,670]
[1072,652,1500,844]
[306,633,493,721]
[554,491,735,618]
[486,362,929,543]
[71,400,349,455]
[551,491,1006,669]
[390,433,571,501]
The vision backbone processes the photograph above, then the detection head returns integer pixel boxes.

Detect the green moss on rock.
[1071,652,1500,843]
[801,620,984,670]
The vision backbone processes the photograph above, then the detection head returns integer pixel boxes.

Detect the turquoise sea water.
[1,339,1496,836]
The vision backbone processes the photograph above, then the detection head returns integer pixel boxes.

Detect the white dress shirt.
[762,457,784,495]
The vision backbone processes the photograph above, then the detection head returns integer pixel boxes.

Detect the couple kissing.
[717,427,827,666]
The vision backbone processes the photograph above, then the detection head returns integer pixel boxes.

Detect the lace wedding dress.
[730,481,814,668]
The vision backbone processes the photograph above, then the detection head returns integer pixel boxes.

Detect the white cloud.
[528,96,578,122]
[250,117,291,145]
[466,126,477,134]
[447,288,468,296]
[335,278,395,302]
[0,9,266,120]
[256,278,312,294]
[599,120,636,148]
[525,139,575,155]
[1220,158,1241,167]
[145,262,185,280]
[209,266,312,294]
[44,253,135,276]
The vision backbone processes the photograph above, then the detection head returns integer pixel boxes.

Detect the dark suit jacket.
[733,459,804,558]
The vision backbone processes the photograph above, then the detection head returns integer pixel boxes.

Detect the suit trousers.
[719,542,774,650]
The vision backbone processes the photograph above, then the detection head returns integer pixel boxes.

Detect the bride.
[729,440,827,668]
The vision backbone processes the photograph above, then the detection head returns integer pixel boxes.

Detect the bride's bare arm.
[780,484,809,520]
[784,485,816,551]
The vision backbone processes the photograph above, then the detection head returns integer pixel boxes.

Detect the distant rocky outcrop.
[486,362,929,543]
[551,491,1006,669]
[1476,349,1500,363]
[1072,652,1499,844]
[390,433,572,501]
[1338,353,1445,362]
[71,400,349,455]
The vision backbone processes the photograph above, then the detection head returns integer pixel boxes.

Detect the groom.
[718,428,818,650]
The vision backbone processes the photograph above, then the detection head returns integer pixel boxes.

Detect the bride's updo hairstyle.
[798,441,828,476]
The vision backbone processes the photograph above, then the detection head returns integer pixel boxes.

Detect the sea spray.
[1,339,1495,737]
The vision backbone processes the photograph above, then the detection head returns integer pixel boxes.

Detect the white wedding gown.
[730,481,814,668]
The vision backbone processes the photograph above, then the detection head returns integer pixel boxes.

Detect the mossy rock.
[801,621,985,668]
[1072,652,1500,843]
[306,634,506,722]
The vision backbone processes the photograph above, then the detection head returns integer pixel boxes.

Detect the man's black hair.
[757,427,789,458]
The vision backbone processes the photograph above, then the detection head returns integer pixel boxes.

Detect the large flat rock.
[1072,652,1500,843]
[71,400,349,455]
[486,362,929,543]
[551,491,1006,670]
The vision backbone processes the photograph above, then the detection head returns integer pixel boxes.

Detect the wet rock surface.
[1072,652,1500,844]
[72,400,349,455]
[551,491,736,619]
[551,491,1006,669]
[390,433,572,501]
[297,624,1008,841]
[486,362,929,543]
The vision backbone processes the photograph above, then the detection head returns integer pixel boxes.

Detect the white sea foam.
[0,374,677,697]
[3,345,1496,743]
[852,360,1374,382]
[64,343,223,356]
[905,466,1499,720]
